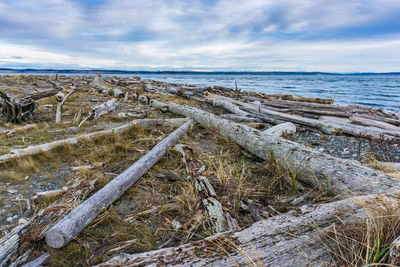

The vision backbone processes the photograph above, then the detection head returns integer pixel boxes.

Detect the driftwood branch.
[0,118,190,165]
[45,120,193,248]
[55,90,77,123]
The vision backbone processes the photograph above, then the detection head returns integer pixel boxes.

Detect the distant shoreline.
[0,68,399,76]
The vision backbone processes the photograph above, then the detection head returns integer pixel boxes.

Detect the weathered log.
[219,114,262,123]
[0,118,189,164]
[263,122,296,137]
[21,253,50,267]
[55,90,77,123]
[0,85,62,123]
[45,120,193,248]
[0,178,97,267]
[208,94,400,140]
[135,94,400,197]
[0,91,37,123]
[96,195,387,267]
[350,116,400,131]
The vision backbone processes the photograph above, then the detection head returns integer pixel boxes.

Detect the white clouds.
[0,0,399,71]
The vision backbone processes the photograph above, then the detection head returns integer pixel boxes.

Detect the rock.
[66,126,80,134]
[113,89,124,97]
[264,122,296,137]
[6,216,13,222]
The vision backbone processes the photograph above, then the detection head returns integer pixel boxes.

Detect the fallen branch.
[45,120,193,248]
[55,90,77,123]
[0,118,190,165]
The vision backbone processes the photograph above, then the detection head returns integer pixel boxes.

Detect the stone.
[66,126,80,134]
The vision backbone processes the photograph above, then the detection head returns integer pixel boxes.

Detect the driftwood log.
[0,85,61,123]
[135,94,400,197]
[0,118,189,164]
[207,94,400,141]
[45,120,193,248]
[97,195,388,267]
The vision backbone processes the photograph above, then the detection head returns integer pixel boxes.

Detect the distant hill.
[0,68,399,75]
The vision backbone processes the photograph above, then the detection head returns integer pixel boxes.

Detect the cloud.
[0,0,399,71]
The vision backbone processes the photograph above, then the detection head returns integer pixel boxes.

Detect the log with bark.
[45,120,193,248]
[0,118,189,165]
[96,195,390,267]
[134,94,400,197]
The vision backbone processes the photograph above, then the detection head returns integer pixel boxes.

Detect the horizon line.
[0,67,399,75]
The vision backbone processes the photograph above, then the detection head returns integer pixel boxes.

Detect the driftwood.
[97,195,387,267]
[0,118,189,164]
[263,122,296,137]
[79,98,119,127]
[21,253,49,267]
[45,120,193,248]
[135,94,400,197]
[55,90,77,123]
[0,85,62,123]
[219,114,262,123]
[207,94,400,141]
[0,178,97,267]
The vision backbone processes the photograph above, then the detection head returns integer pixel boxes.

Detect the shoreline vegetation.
[0,74,400,266]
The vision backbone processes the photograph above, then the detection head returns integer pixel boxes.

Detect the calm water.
[139,74,400,112]
[1,73,399,112]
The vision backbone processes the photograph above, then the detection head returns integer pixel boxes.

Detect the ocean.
[1,73,399,112]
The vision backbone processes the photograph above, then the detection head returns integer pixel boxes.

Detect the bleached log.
[89,73,108,91]
[20,253,49,267]
[45,120,193,248]
[135,94,400,197]
[350,116,400,131]
[96,195,386,267]
[220,114,262,123]
[211,99,250,117]
[90,98,119,119]
[55,90,76,123]
[0,118,189,164]
[208,94,400,140]
[264,122,296,137]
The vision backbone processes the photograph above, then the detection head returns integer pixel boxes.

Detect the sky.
[0,0,400,72]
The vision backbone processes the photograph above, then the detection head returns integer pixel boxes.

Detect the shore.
[0,74,399,266]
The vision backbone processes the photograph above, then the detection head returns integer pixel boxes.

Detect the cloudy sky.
[0,0,399,72]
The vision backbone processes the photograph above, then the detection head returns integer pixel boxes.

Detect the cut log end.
[45,230,66,248]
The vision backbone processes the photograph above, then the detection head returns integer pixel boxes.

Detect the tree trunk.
[96,195,386,267]
[135,94,400,197]
[45,120,193,248]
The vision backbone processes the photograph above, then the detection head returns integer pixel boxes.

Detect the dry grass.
[322,196,400,266]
